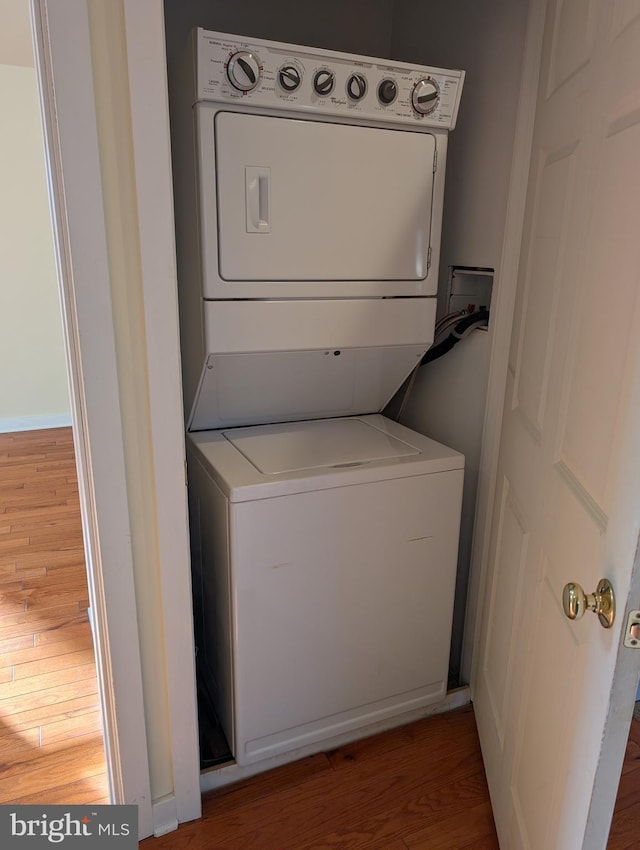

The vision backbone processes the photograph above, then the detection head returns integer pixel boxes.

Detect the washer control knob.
[227,51,260,92]
[278,65,302,92]
[378,78,397,105]
[313,69,335,96]
[346,73,367,101]
[412,77,440,114]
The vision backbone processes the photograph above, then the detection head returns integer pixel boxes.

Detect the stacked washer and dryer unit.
[176,30,466,768]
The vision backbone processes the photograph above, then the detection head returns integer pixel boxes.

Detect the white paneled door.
[473,0,640,847]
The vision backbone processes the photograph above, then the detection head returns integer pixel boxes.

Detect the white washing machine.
[188,415,463,766]
[172,30,466,767]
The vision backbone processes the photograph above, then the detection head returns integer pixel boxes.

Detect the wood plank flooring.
[0,427,108,804]
[607,716,640,849]
[142,704,499,850]
[138,698,640,850]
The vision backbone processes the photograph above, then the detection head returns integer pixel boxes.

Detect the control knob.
[313,69,335,96]
[346,73,367,101]
[278,65,301,92]
[378,78,397,105]
[412,78,439,114]
[226,51,260,92]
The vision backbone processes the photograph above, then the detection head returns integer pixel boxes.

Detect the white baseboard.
[0,413,72,433]
[152,794,179,838]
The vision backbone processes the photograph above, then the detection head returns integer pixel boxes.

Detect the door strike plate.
[624,610,640,648]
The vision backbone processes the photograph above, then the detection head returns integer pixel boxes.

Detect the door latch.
[624,610,640,648]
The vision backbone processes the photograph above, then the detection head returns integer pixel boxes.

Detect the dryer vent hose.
[420,309,490,366]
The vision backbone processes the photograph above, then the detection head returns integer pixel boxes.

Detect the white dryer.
[177,29,465,428]
[188,415,463,766]
[172,30,466,768]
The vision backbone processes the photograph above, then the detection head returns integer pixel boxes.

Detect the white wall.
[391,0,530,683]
[0,1,70,432]
[163,0,395,70]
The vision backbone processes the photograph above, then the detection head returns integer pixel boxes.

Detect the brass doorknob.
[562,579,615,629]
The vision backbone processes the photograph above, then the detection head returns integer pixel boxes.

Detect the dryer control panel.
[195,29,464,130]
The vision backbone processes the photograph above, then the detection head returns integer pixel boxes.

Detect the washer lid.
[188,415,464,501]
[222,417,420,475]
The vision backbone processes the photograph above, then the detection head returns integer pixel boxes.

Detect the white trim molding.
[31,0,153,837]
[0,414,72,433]
[152,795,180,838]
[122,0,201,828]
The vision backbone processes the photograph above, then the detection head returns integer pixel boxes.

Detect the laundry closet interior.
[162,0,530,776]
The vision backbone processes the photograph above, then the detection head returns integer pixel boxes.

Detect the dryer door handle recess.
[245,166,271,233]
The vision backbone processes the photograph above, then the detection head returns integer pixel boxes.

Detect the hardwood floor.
[607,716,640,850]
[0,427,108,804]
[142,704,499,850]
[138,699,640,850]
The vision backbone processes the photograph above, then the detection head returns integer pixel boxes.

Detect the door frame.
[461,0,547,685]
[31,0,201,837]
[120,0,202,828]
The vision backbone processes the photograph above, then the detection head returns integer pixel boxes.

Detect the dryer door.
[198,108,439,299]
